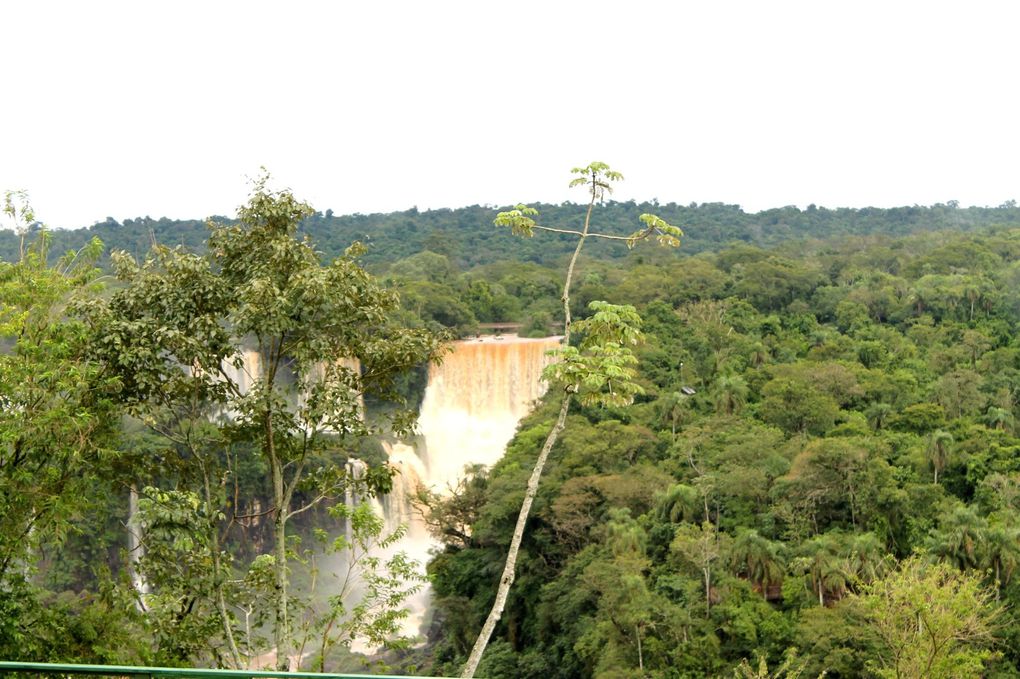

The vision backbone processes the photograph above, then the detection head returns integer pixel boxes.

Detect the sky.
[2,1,1019,229]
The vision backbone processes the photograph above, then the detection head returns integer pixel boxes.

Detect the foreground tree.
[0,194,118,655]
[858,556,999,679]
[460,163,682,677]
[80,176,442,669]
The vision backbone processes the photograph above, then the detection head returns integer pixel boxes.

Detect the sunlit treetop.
[494,163,682,250]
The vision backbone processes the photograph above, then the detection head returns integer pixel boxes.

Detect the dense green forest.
[417,222,1020,677]
[5,179,1020,677]
[4,199,1020,269]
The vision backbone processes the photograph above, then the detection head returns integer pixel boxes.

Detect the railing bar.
[0,662,454,679]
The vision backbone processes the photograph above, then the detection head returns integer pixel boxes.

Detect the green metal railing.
[0,662,451,679]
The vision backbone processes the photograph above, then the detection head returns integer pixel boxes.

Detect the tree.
[80,176,442,669]
[0,199,109,574]
[672,521,725,616]
[575,509,662,676]
[935,370,985,420]
[732,649,822,678]
[714,374,749,415]
[133,486,229,664]
[303,499,426,671]
[793,533,847,607]
[657,484,703,525]
[858,556,999,679]
[841,532,893,592]
[459,163,682,677]
[865,403,893,431]
[926,505,987,572]
[926,430,954,485]
[983,513,1020,598]
[728,528,785,600]
[984,406,1013,432]
[777,439,873,533]
[0,198,119,657]
[759,376,839,436]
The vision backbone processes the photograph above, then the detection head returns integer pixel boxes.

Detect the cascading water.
[180,338,560,654]
[126,484,150,609]
[222,350,261,395]
[344,458,386,543]
[416,335,562,486]
[381,442,430,544]
[374,334,562,640]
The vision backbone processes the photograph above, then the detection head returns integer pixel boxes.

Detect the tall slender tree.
[460,163,682,677]
[927,430,954,485]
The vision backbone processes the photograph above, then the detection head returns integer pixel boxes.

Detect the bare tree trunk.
[269,425,290,672]
[704,567,711,617]
[460,173,598,677]
[205,467,242,668]
[460,393,571,677]
[636,625,644,673]
[217,586,242,668]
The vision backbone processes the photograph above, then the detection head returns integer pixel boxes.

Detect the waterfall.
[381,442,430,544]
[214,350,261,421]
[217,351,363,427]
[417,335,562,487]
[370,334,561,643]
[221,350,261,395]
[126,484,150,609]
[344,458,385,544]
[201,336,560,653]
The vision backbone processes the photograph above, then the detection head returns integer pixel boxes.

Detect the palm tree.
[927,430,954,484]
[794,533,847,606]
[660,390,691,441]
[714,374,749,415]
[927,505,988,571]
[656,483,701,524]
[984,515,1020,599]
[985,406,1013,432]
[729,528,785,599]
[842,531,893,591]
[866,402,893,431]
[748,342,769,368]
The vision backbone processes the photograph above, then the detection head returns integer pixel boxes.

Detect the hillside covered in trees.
[4,185,1020,677]
[412,222,1020,677]
[4,199,1020,270]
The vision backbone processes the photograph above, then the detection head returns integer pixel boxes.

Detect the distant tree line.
[4,200,1020,270]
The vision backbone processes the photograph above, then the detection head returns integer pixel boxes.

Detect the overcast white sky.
[2,1,1018,228]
